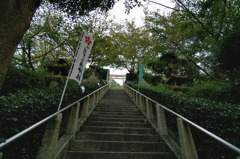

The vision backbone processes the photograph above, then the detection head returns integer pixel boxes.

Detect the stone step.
[94,107,139,112]
[84,121,151,128]
[90,114,144,119]
[60,89,175,159]
[69,140,166,152]
[62,151,174,159]
[92,111,142,116]
[88,117,147,123]
[81,126,155,134]
[97,105,137,108]
[76,132,161,142]
[92,111,141,116]
[95,107,138,112]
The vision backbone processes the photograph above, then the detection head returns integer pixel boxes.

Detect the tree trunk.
[0,0,41,91]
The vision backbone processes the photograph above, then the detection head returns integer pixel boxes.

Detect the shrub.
[84,66,109,82]
[0,65,48,96]
[187,80,232,102]
[129,84,240,159]
[143,73,162,85]
[0,81,103,159]
[126,73,138,82]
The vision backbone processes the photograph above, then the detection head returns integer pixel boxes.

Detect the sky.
[104,0,175,85]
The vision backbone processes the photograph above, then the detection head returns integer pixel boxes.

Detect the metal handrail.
[124,84,240,154]
[0,83,109,150]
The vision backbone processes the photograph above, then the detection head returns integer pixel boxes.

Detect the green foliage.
[49,0,115,16]
[126,73,138,82]
[187,80,231,102]
[111,80,122,89]
[0,81,102,159]
[83,66,109,82]
[96,67,109,81]
[219,31,240,84]
[49,0,142,16]
[128,84,240,159]
[107,20,155,74]
[143,73,162,85]
[0,65,47,96]
[145,0,240,81]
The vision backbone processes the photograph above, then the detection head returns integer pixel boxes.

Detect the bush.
[187,80,232,103]
[84,66,109,82]
[0,65,48,96]
[143,73,162,85]
[0,81,104,159]
[126,73,138,82]
[129,84,240,159]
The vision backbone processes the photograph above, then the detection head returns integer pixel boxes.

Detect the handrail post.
[81,97,90,118]
[139,95,142,111]
[66,102,80,140]
[177,118,198,159]
[36,114,62,159]
[89,95,93,110]
[146,99,154,120]
[142,97,146,113]
[136,92,139,106]
[93,93,96,107]
[133,91,136,103]
[0,152,3,159]
[156,105,168,136]
[97,90,100,102]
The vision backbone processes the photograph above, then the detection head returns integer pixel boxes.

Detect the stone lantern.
[85,65,100,82]
[47,59,68,87]
[166,73,188,91]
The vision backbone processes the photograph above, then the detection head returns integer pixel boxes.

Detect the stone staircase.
[61,89,175,159]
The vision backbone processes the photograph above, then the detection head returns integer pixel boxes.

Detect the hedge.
[0,65,48,96]
[0,81,103,159]
[129,84,240,159]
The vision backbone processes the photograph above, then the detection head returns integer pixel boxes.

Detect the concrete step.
[90,114,144,119]
[76,132,161,142]
[94,107,139,112]
[81,126,155,134]
[84,121,151,128]
[93,109,139,113]
[62,151,174,159]
[92,111,141,116]
[97,105,137,108]
[88,117,147,123]
[92,111,142,116]
[60,89,175,159]
[69,140,166,152]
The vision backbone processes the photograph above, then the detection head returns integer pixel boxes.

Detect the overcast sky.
[109,0,175,26]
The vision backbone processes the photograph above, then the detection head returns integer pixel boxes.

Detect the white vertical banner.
[69,31,95,84]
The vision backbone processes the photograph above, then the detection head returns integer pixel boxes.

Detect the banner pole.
[57,77,69,111]
[57,32,84,111]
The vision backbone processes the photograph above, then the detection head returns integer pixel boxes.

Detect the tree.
[108,20,154,75]
[0,0,141,91]
[145,0,240,82]
[0,0,42,91]
[14,2,68,70]
[148,53,194,78]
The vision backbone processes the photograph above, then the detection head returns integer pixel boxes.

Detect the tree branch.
[30,43,64,60]
[153,28,220,81]
[148,0,182,12]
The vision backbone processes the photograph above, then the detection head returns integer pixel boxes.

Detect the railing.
[124,84,240,159]
[0,83,109,159]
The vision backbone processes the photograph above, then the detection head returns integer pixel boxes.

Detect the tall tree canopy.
[145,0,240,82]
[0,0,141,91]
[107,20,154,75]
